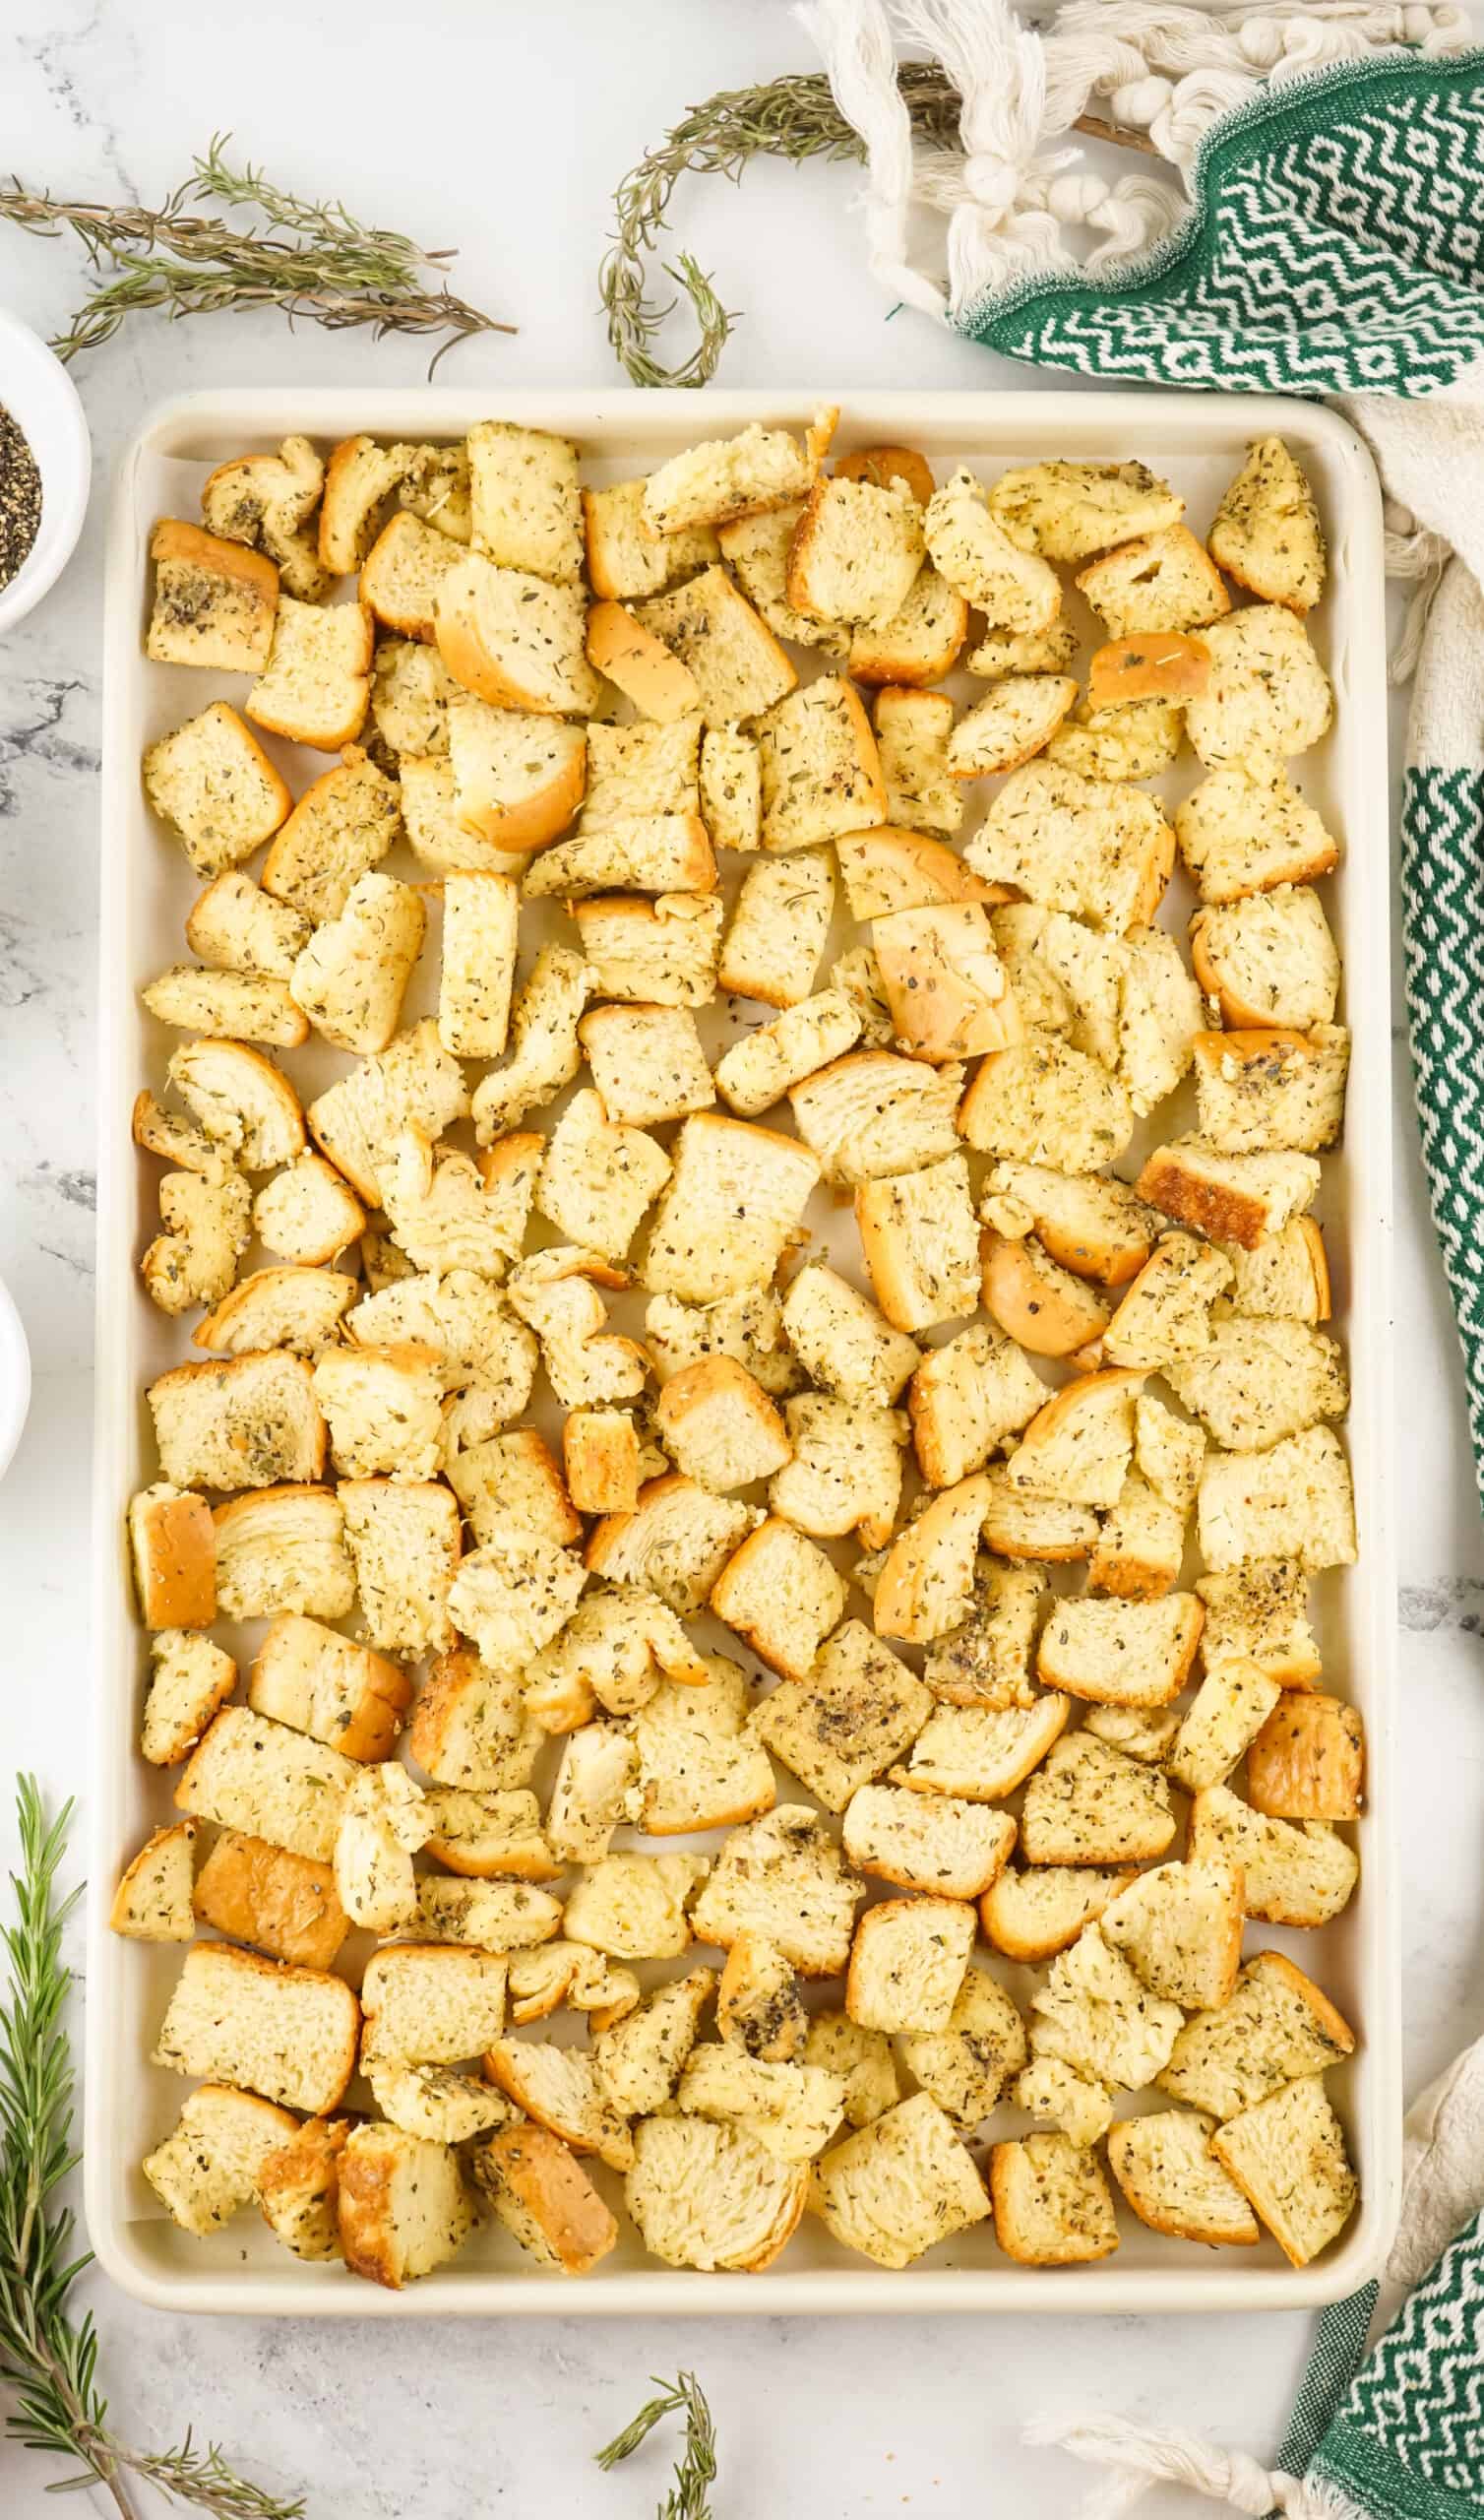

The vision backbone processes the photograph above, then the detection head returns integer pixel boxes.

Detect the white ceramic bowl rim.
[0,1273,31,1483]
[0,304,91,633]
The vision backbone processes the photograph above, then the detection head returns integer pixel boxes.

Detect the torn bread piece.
[717,1933,806,2066]
[185,870,313,982]
[144,2084,299,2238]
[586,1477,758,1618]
[980,1470,1099,1565]
[147,519,278,672]
[436,552,598,716]
[837,825,999,924]
[580,1002,715,1129]
[357,1942,509,2068]
[1137,1136,1321,1253]
[900,1967,1026,2129]
[698,724,762,852]
[366,2060,509,2147]
[1189,1783,1358,1927]
[843,1784,1016,1902]
[1167,1318,1347,1455]
[1008,1369,1144,1510]
[593,1966,714,2114]
[444,694,585,856]
[260,2114,347,2260]
[1168,1657,1283,1796]
[251,1154,366,1267]
[154,1938,358,2113]
[1159,1948,1355,2119]
[468,2122,618,2276]
[1191,1025,1349,1157]
[141,964,307,1049]
[360,509,460,643]
[1076,523,1232,637]
[1086,1472,1186,1603]
[109,1820,198,1942]
[586,598,703,722]
[964,760,1174,936]
[907,1325,1047,1492]
[1185,604,1331,767]
[143,704,292,881]
[1191,885,1338,1032]
[793,1049,963,1186]
[1102,1232,1233,1369]
[1014,2054,1114,2148]
[1020,1732,1176,1865]
[1211,2076,1357,2267]
[781,1263,920,1408]
[846,1895,977,2036]
[654,1354,792,1493]
[959,1039,1135,1173]
[1029,1923,1183,2089]
[675,2045,845,2162]
[981,1163,1159,1289]
[1176,761,1340,906]
[1099,1856,1244,2010]
[408,1645,541,1790]
[989,460,1183,560]
[966,616,1080,679]
[288,870,424,1055]
[1046,696,1184,785]
[561,1851,707,1965]
[849,564,968,687]
[338,2123,473,2290]
[1198,1425,1356,1573]
[340,1477,462,1656]
[202,433,326,596]
[982,1233,1111,1360]
[1246,1691,1364,1821]
[174,1703,355,1862]
[805,2011,899,2126]
[448,1426,580,1552]
[642,1113,820,1304]
[248,1611,410,1761]
[871,690,964,836]
[573,891,723,1007]
[873,1475,989,1644]
[1208,437,1326,613]
[167,1039,304,1174]
[1037,1593,1203,1707]
[785,475,925,626]
[140,1163,250,1318]
[466,420,582,583]
[947,675,1079,778]
[1195,1562,1321,1690]
[469,945,590,1144]
[710,1516,844,1681]
[447,1523,586,1669]
[584,474,719,601]
[690,1804,862,1977]
[755,1619,930,1811]
[872,901,1020,1065]
[484,2041,631,2174]
[856,1154,980,1334]
[990,2131,1118,2265]
[924,468,1061,631]
[334,1762,425,1932]
[141,1626,235,1765]
[643,410,835,536]
[756,675,887,852]
[923,1560,1046,1708]
[247,597,372,751]
[979,1863,1136,1964]
[211,1485,354,1623]
[146,1349,323,1491]
[893,1695,1070,1802]
[633,1663,776,1835]
[1108,2111,1261,2247]
[814,2091,989,2268]
[714,989,862,1118]
[631,568,798,725]
[770,1393,905,1549]
[262,747,401,926]
[626,2115,807,2272]
[645,1285,799,1399]
[717,847,835,1007]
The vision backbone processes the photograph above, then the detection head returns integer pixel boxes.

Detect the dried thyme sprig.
[0,1776,304,2520]
[0,135,512,371]
[601,67,1157,387]
[597,2371,718,2520]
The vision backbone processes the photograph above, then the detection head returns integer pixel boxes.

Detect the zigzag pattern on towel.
[1315,2210,1484,2498]
[966,60,1484,399]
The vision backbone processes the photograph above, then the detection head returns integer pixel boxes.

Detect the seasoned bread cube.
[586,1476,758,1618]
[1102,1231,1232,1369]
[147,1351,323,1492]
[144,2084,298,2237]
[193,1828,346,1969]
[167,1039,304,1174]
[584,474,719,601]
[110,1819,197,1942]
[573,892,723,1007]
[714,989,862,1118]
[466,420,581,582]
[252,1153,366,1266]
[212,1484,354,1622]
[1008,1370,1144,1510]
[635,567,797,724]
[1087,1472,1186,1602]
[980,1470,1099,1564]
[1185,604,1331,768]
[710,1516,843,1680]
[643,412,835,536]
[264,748,401,925]
[129,1482,216,1632]
[248,1610,409,1761]
[429,870,521,1060]
[1167,1318,1347,1455]
[333,1763,423,1931]
[580,1002,714,1130]
[856,1154,979,1335]
[871,689,964,835]
[923,1559,1045,1707]
[413,1874,562,1951]
[900,1967,1025,2129]
[147,519,278,672]
[1196,1562,1321,1688]
[780,1263,919,1409]
[628,1660,774,1835]
[1192,1025,1349,1156]
[868,1473,984,1646]
[1029,1922,1183,2088]
[394,440,472,544]
[1108,2111,1261,2247]
[467,948,589,1147]
[1189,1783,1358,1926]
[447,1524,585,1669]
[359,1943,508,2067]
[947,675,1078,778]
[1138,1136,1321,1253]
[1198,1425,1356,1572]
[981,1233,1110,1360]
[717,499,848,653]
[755,1619,930,1810]
[989,460,1182,559]
[1119,924,1204,1116]
[1014,2054,1115,2148]
[202,433,327,595]
[132,1089,220,1177]
[1076,524,1231,637]
[1208,437,1325,612]
[785,475,924,626]
[717,1933,806,2063]
[964,760,1174,936]
[484,2040,632,2173]
[141,964,307,1049]
[318,435,408,575]
[990,2130,1118,2264]
[770,1392,904,1548]
[155,1938,357,2113]
[843,1784,1015,1901]
[646,1284,799,1399]
[675,2045,845,2162]
[980,1162,1158,1288]
[849,563,967,687]
[958,1040,1135,1173]
[805,2010,899,2126]
[1217,1218,1331,1324]
[642,1113,819,1304]
[1211,2076,1357,2266]
[141,1627,235,1766]
[654,1354,791,1492]
[698,724,762,853]
[846,1896,976,2035]
[690,1803,863,1976]
[894,1693,1069,1803]
[561,1851,707,1964]
[1099,1856,1244,2010]
[408,1644,541,1790]
[979,1863,1135,1964]
[756,675,886,852]
[523,814,715,902]
[448,1427,580,1551]
[1047,696,1184,785]
[257,2114,349,2261]
[1037,1592,1203,1709]
[339,2122,472,2290]
[469,2122,617,2275]
[564,1408,641,1515]
[359,508,460,641]
[1176,762,1340,905]
[1246,1691,1363,1820]
[175,1704,354,1861]
[1190,885,1338,1033]
[289,870,424,1054]
[1159,1948,1355,2118]
[186,870,312,981]
[872,902,1020,1065]
[924,468,1060,631]
[247,596,372,751]
[381,1126,539,1278]
[717,847,834,1007]
[308,1026,467,1215]
[436,552,597,716]
[793,1050,962,1189]
[625,2115,807,2271]
[814,2091,988,2267]
[593,1967,714,2115]
[144,702,290,877]
[370,635,458,754]
[966,616,1080,679]
[340,1477,462,1655]
[1020,1732,1176,1865]
[446,694,585,853]
[838,828,998,928]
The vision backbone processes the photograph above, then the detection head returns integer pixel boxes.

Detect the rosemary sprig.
[597,2371,717,2520]
[601,67,1158,387]
[0,135,512,371]
[0,1775,303,2520]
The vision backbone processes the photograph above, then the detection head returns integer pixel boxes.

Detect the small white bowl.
[0,306,91,635]
[0,1274,31,1481]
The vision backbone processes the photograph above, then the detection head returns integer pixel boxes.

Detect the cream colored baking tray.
[89,390,1396,2313]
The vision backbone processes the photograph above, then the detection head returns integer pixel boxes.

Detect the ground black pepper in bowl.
[0,407,43,590]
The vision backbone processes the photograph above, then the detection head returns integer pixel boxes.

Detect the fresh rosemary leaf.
[597,2371,717,2520]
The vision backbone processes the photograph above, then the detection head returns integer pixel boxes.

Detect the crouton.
[802,2012,898,2129]
[340,1477,463,1655]
[1185,604,1331,769]
[769,1393,902,1548]
[645,1285,799,1398]
[947,674,1079,779]
[695,727,762,859]
[843,1784,1015,1902]
[1086,1471,1187,1603]
[585,1476,758,1620]
[465,420,581,582]
[263,752,400,928]
[676,2044,845,2162]
[785,475,924,630]
[143,701,291,878]
[964,760,1175,936]
[849,564,968,687]
[584,474,719,601]
[905,1324,1042,1491]
[247,1157,362,1271]
[504,1251,649,1411]
[1189,1782,1359,1927]
[899,1966,1025,2131]
[1029,1922,1183,2090]
[870,901,1020,1066]
[866,1473,981,1642]
[395,439,472,543]
[1099,1856,1244,2011]
[1160,1947,1355,2119]
[483,2041,632,2174]
[653,1355,790,1493]
[359,510,460,642]
[174,1699,355,1864]
[846,1896,977,2038]
[141,964,307,1050]
[994,458,1184,556]
[140,1626,235,1770]
[333,1763,424,1931]
[212,1484,354,1622]
[1176,762,1341,907]
[1008,1370,1144,1511]
[1167,1318,1347,1457]
[643,413,835,537]
[446,1426,582,1554]
[445,1522,586,1670]
[717,1933,806,2063]
[155,1938,357,2113]
[1108,2111,1260,2246]
[892,1693,1069,1801]
[573,897,723,1017]
[1195,1562,1321,1690]
[979,1863,1135,1964]
[1101,1232,1232,1369]
[1047,696,1185,785]
[1036,1592,1203,1710]
[631,1660,775,1834]
[1020,1732,1176,1865]
[792,1054,962,1195]
[147,1350,324,1494]
[246,596,373,751]
[167,1041,304,1179]
[593,1968,714,2115]
[755,676,886,853]
[1191,1025,1350,1158]
[813,2091,987,2267]
[634,568,798,725]
[132,1090,220,1178]
[316,435,408,576]
[924,468,1060,631]
[413,1874,563,1951]
[377,1126,537,1280]
[1197,1424,1356,1574]
[202,433,327,596]
[870,691,965,838]
[1137,1136,1322,1255]
[1216,1225,1330,1332]
[365,2059,508,2146]
[405,1646,539,1793]
[144,2084,299,2237]
[248,1610,410,1761]
[338,2123,473,2289]
[561,1408,640,1515]
[370,635,458,753]
[541,1726,637,1872]
[854,1153,979,1335]
[754,1619,930,1810]
[708,1515,842,1680]
[147,518,278,672]
[979,1471,1099,1564]
[990,2131,1118,2265]
[641,1113,819,1305]
[257,2112,349,2261]
[524,814,715,902]
[129,1481,217,1634]
[1208,437,1325,612]
[923,1560,1045,1708]
[442,696,586,857]
[1015,2054,1114,2147]
[714,499,848,653]
[577,1002,714,1132]
[778,1267,917,1413]
[1076,524,1232,637]
[837,829,996,929]
[405,754,532,880]
[1211,2076,1357,2266]
[110,1819,198,1942]
[359,1942,509,2067]
[980,1232,1110,1361]
[966,616,1080,680]
[561,1851,707,1964]
[466,961,590,1155]
[1246,1691,1363,1821]
[958,1039,1135,1175]
[1120,925,1204,1115]
[625,2115,807,2271]
[982,1163,1159,1288]
[184,871,311,985]
[469,2122,618,2276]
[714,990,862,1120]
[717,847,835,1008]
[436,552,597,716]
[690,1803,862,1976]
[1190,885,1338,1034]
[834,445,934,502]
[287,870,424,1055]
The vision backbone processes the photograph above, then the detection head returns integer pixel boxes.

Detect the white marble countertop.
[1,5,1482,2513]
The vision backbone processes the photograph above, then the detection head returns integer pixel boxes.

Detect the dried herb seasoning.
[0,405,42,590]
